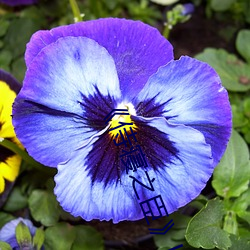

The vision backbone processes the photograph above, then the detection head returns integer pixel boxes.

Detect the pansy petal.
[132,116,213,213]
[55,127,143,223]
[15,36,120,115]
[134,56,232,167]
[13,36,120,167]
[25,18,173,100]
[55,116,212,222]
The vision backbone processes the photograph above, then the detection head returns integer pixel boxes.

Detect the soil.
[88,217,166,250]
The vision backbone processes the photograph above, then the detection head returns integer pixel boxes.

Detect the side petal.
[13,36,120,167]
[25,18,173,100]
[54,117,212,222]
[134,56,232,167]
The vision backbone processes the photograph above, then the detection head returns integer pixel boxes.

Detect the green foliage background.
[0,0,249,249]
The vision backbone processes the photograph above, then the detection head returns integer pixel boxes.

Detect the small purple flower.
[0,218,36,249]
[181,3,195,16]
[12,18,232,223]
[0,0,38,6]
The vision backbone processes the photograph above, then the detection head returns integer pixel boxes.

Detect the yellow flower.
[0,70,22,194]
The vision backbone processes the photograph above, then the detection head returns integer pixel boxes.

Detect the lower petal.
[133,116,213,213]
[54,117,212,222]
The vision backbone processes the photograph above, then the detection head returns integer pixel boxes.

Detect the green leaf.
[33,228,45,250]
[237,210,250,225]
[155,229,186,249]
[238,227,250,240]
[3,187,28,212]
[236,30,250,64]
[0,212,15,228]
[0,241,12,250]
[15,222,32,248]
[244,130,250,143]
[28,190,60,226]
[185,198,231,249]
[243,2,250,24]
[21,6,47,27]
[196,48,250,92]
[0,40,4,49]
[4,18,40,59]
[229,235,250,250]
[210,0,236,11]
[71,225,104,250]
[155,213,191,249]
[212,130,250,198]
[44,223,76,250]
[231,189,250,213]
[21,171,53,195]
[60,208,81,222]
[11,56,26,83]
[188,195,208,210]
[231,105,248,128]
[0,50,12,69]
[0,19,10,37]
[243,98,250,117]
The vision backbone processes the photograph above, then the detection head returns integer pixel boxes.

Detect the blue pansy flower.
[0,217,36,249]
[12,18,232,223]
[0,0,37,6]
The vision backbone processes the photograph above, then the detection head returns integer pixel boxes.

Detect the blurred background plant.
[0,0,249,249]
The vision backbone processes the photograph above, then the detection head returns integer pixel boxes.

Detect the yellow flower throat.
[108,103,137,138]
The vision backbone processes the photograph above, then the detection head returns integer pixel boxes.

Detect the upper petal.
[134,56,232,167]
[13,36,120,166]
[25,18,173,100]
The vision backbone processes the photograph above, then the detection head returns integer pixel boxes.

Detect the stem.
[69,0,82,23]
[0,138,56,175]
[163,23,171,39]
